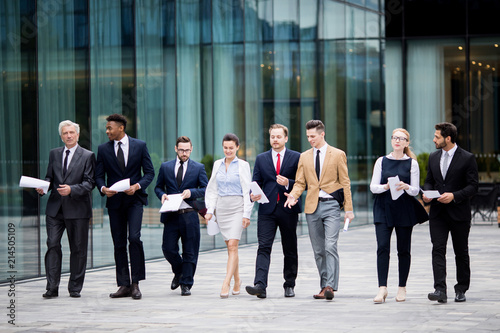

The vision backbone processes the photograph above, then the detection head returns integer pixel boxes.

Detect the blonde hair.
[392,128,416,160]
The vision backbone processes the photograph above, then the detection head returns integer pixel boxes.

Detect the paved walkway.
[2,222,500,332]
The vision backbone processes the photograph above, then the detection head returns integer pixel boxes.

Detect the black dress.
[373,157,427,227]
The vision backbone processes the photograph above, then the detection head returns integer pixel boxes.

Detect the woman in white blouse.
[205,133,253,298]
[369,128,428,303]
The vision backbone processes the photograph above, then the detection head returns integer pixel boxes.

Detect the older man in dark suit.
[37,120,95,298]
[423,122,478,303]
[154,136,208,296]
[95,114,155,300]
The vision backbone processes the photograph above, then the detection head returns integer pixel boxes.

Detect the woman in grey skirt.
[205,133,253,298]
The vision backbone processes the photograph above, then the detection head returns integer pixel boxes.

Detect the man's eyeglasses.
[177,149,191,154]
[391,136,408,142]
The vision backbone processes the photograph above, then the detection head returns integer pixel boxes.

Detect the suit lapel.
[444,147,460,181]
[180,160,193,189]
[321,146,333,181]
[64,146,83,180]
[266,150,276,174]
[55,147,64,180]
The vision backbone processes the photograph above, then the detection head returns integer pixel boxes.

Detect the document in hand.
[19,176,50,194]
[159,194,184,213]
[207,215,220,235]
[388,175,404,200]
[421,190,441,199]
[249,181,269,204]
[109,178,130,192]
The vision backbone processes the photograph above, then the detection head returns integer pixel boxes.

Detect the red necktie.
[276,153,281,202]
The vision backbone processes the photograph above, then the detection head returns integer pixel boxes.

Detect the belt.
[318,197,336,202]
[177,208,195,214]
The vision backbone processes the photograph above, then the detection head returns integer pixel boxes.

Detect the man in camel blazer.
[285,120,354,301]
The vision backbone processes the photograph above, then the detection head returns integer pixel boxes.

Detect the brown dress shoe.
[131,283,142,299]
[109,286,131,298]
[324,286,334,300]
[313,287,326,299]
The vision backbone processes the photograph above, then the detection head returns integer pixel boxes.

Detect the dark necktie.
[63,150,70,177]
[177,161,184,187]
[315,150,321,180]
[276,153,281,202]
[117,142,125,172]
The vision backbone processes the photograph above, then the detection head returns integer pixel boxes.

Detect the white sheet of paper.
[388,175,404,200]
[343,218,350,232]
[249,181,269,204]
[159,194,184,213]
[207,215,220,235]
[422,190,441,199]
[19,176,50,194]
[109,178,130,192]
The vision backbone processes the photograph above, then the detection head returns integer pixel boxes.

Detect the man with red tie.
[246,124,301,298]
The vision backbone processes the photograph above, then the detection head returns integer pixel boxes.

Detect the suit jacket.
[154,159,208,223]
[205,157,254,219]
[44,145,96,219]
[253,149,302,215]
[95,137,155,209]
[423,146,478,221]
[290,145,353,214]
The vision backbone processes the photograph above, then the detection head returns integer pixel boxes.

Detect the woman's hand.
[396,181,410,191]
[242,218,250,228]
[205,213,213,222]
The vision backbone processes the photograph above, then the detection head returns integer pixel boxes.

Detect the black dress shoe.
[428,289,447,303]
[246,284,266,298]
[69,291,81,298]
[42,290,58,298]
[455,291,466,302]
[181,285,191,296]
[284,286,295,297]
[171,274,182,290]
[131,283,142,299]
[109,286,131,298]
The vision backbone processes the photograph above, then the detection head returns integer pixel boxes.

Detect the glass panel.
[406,39,465,155]
[384,40,403,152]
[299,0,317,41]
[320,0,345,40]
[469,38,500,183]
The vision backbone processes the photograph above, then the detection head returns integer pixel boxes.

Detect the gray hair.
[58,120,80,136]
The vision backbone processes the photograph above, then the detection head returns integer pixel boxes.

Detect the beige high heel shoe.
[396,287,406,302]
[220,283,230,298]
[232,281,242,295]
[373,287,388,303]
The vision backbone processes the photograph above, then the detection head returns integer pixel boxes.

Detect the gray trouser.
[306,200,341,290]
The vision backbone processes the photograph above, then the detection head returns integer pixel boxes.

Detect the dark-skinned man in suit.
[95,113,155,300]
[37,120,95,299]
[423,122,478,303]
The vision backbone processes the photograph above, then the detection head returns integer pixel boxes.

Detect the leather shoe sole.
[428,291,447,303]
[42,290,58,298]
[455,292,466,302]
[246,285,266,298]
[109,286,131,298]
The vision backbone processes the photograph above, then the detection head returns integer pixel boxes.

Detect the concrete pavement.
[2,222,500,332]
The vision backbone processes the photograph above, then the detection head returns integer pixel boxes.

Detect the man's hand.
[102,187,117,198]
[284,192,297,209]
[57,184,71,196]
[437,192,454,204]
[345,211,354,223]
[161,194,169,204]
[124,183,140,196]
[242,218,250,228]
[276,175,289,187]
[422,193,431,203]
[181,189,191,200]
[250,193,262,202]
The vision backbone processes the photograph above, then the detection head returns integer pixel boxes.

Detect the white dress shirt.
[175,157,191,209]
[272,147,288,190]
[313,143,333,199]
[114,134,129,167]
[62,144,78,170]
[440,144,458,177]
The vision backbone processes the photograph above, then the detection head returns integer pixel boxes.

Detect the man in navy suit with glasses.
[154,136,208,296]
